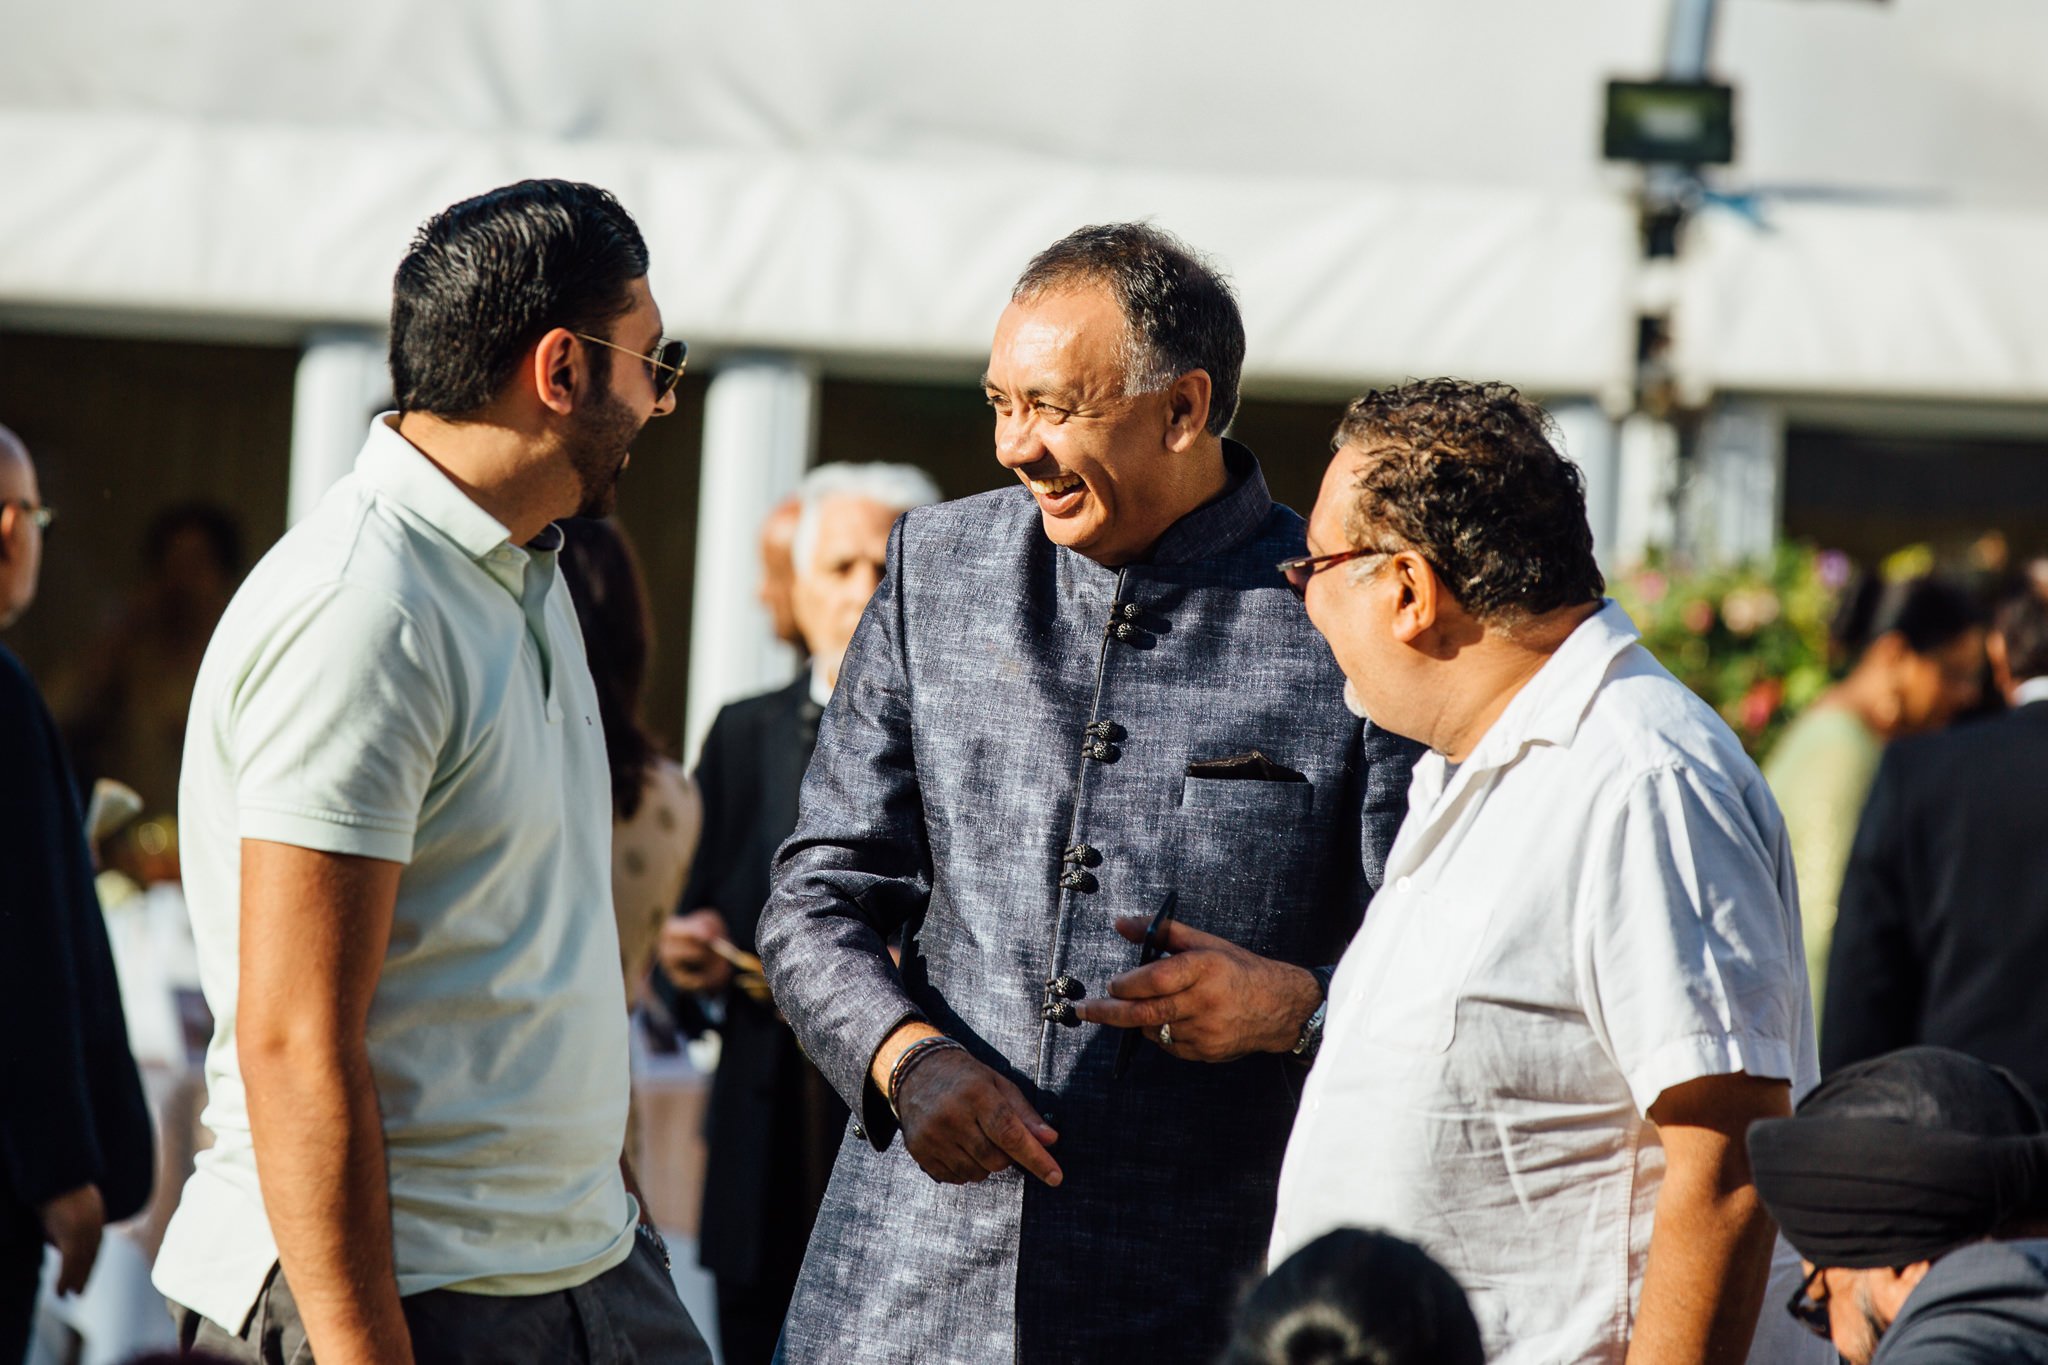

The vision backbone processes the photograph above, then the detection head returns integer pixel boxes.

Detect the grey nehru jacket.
[758,444,1420,1365]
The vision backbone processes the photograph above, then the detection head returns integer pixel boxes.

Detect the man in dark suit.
[657,462,938,1365]
[1824,579,2048,1098]
[0,423,153,1361]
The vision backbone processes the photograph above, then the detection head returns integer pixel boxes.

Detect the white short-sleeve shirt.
[1272,603,1823,1365]
[155,417,635,1330]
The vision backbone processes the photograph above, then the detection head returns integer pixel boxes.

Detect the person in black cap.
[1749,1046,2048,1364]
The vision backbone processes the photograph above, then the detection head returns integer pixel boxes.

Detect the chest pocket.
[1354,882,1493,1054]
[1173,777,1318,955]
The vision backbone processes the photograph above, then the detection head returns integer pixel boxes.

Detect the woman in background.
[560,517,703,1004]
[1765,573,1983,1015]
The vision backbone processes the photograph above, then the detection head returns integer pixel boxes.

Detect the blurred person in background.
[0,422,153,1363]
[1821,581,2048,1097]
[656,460,939,1365]
[1751,1047,2048,1365]
[1221,1228,1484,1365]
[560,516,702,1006]
[1763,573,1984,1015]
[55,503,243,820]
[757,494,804,652]
[154,180,709,1364]
[1274,380,1822,1365]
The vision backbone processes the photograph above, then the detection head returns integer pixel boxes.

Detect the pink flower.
[1635,570,1669,605]
[1682,599,1716,635]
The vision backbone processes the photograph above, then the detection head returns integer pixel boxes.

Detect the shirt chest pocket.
[1354,882,1493,1054]
[1172,777,1318,953]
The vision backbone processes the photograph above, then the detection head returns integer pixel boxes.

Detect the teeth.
[1028,473,1084,496]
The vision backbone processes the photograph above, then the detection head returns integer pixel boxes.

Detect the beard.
[566,387,643,519]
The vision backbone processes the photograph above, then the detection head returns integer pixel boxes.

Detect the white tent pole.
[289,329,388,526]
[683,356,817,766]
[1550,400,1623,572]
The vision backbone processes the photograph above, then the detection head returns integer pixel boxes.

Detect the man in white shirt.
[1273,378,1828,1365]
[155,180,710,1364]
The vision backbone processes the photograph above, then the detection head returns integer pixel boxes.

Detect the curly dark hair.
[1333,379,1604,622]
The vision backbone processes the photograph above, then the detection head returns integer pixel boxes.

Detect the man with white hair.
[656,461,939,1364]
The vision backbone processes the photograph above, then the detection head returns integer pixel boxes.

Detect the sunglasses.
[573,332,689,400]
[2,500,55,532]
[1276,547,1391,598]
[1786,1263,1831,1341]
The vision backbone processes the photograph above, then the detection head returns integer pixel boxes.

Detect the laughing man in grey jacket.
[758,223,1420,1365]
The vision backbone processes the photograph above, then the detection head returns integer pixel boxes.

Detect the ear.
[529,327,581,417]
[1162,369,1213,453]
[0,504,16,562]
[1387,550,1440,645]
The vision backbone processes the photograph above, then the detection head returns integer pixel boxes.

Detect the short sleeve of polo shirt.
[1579,762,1803,1115]
[227,582,448,865]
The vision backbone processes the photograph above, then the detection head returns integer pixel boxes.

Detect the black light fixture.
[1603,79,1737,165]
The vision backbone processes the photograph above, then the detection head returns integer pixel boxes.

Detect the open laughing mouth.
[1024,470,1085,513]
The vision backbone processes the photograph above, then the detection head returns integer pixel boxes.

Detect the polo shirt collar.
[1146,439,1274,567]
[356,414,514,560]
[1458,599,1640,776]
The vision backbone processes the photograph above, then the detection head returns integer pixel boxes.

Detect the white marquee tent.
[4,0,2047,739]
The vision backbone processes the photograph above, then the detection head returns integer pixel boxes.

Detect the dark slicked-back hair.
[1334,379,1604,623]
[1012,222,1245,435]
[390,179,649,417]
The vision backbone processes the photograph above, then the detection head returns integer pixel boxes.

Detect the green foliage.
[1609,544,1848,758]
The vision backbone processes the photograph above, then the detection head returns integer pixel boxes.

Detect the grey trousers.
[172,1238,712,1364]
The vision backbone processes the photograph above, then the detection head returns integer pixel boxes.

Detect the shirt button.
[1396,876,1411,893]
[852,1122,867,1141]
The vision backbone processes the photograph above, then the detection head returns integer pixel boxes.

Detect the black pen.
[1112,891,1177,1080]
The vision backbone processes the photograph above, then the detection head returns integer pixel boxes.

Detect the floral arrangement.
[1609,544,1850,758]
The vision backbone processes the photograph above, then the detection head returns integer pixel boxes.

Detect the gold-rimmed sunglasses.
[573,332,689,400]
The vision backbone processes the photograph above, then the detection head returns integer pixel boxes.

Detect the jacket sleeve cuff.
[851,1009,926,1151]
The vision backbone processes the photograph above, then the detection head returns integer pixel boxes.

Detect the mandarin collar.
[1144,439,1274,567]
[354,414,514,560]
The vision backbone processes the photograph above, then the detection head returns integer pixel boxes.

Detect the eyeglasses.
[1277,547,1391,598]
[2,500,54,532]
[573,332,689,400]
[1785,1263,1831,1341]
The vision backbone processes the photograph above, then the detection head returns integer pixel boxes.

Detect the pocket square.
[1185,750,1307,783]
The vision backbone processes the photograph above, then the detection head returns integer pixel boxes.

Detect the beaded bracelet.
[887,1035,967,1120]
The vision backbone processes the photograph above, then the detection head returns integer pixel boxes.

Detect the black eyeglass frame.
[1,500,55,532]
[572,332,689,400]
[1785,1263,1832,1341]
[1276,547,1393,598]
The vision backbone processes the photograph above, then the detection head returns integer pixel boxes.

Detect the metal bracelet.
[887,1036,967,1121]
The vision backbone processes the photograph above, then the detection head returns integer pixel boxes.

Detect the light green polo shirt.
[156,416,635,1330]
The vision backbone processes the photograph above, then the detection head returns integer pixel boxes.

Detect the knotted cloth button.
[1063,843,1101,867]
[1058,868,1097,892]
[1084,721,1125,743]
[1050,974,1086,1000]
[1120,602,1143,620]
[1113,622,1137,642]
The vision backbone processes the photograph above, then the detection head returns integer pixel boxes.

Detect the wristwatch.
[1292,966,1335,1060]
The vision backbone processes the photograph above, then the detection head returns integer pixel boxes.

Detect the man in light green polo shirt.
[156,180,710,1364]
